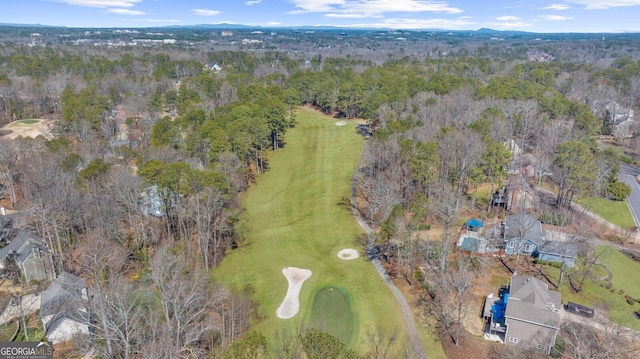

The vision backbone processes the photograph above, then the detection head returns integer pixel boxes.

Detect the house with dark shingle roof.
[536,240,578,267]
[502,214,579,267]
[504,276,561,354]
[0,231,55,282]
[503,214,545,255]
[40,272,90,344]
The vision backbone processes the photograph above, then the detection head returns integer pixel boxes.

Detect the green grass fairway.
[307,286,355,345]
[212,107,407,353]
[577,197,636,229]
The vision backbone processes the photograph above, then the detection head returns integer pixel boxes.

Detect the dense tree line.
[0,35,639,356]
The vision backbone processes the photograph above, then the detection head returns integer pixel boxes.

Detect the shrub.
[627,298,636,305]
[605,180,632,201]
[539,213,570,226]
[620,289,626,295]
[535,259,562,269]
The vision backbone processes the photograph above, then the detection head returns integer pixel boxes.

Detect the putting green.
[307,286,355,346]
[13,119,40,125]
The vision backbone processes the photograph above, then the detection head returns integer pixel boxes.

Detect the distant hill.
[0,23,57,28]
[163,23,253,30]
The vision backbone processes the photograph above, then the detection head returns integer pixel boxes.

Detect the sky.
[2,0,640,33]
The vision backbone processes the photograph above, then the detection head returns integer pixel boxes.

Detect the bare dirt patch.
[0,119,53,139]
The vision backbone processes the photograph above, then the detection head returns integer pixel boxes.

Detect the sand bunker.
[337,248,359,260]
[335,121,347,126]
[276,267,312,319]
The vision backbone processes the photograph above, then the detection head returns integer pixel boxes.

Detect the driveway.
[559,306,640,342]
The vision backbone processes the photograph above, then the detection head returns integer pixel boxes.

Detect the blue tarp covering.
[465,219,484,228]
[491,293,508,319]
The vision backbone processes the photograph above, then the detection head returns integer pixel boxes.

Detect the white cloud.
[496,16,521,21]
[542,4,570,10]
[538,14,574,20]
[288,0,463,18]
[265,21,281,25]
[51,0,140,8]
[192,9,221,16]
[246,0,262,5]
[337,17,475,29]
[568,0,640,9]
[107,8,144,15]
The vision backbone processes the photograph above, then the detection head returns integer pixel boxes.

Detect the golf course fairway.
[212,107,407,353]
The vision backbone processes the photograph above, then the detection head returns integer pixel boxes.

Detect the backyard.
[543,245,640,330]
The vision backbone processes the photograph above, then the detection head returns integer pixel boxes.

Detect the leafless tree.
[150,245,222,357]
[562,320,640,359]
[21,150,80,267]
[422,256,473,346]
[430,181,460,272]
[364,326,398,359]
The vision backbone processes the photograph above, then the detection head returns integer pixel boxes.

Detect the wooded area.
[1,26,640,358]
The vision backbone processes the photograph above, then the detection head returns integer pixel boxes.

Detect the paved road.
[620,163,640,229]
[352,212,427,359]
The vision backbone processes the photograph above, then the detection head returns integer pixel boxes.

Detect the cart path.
[352,212,427,359]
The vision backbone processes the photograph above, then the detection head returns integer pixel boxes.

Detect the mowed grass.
[544,245,640,329]
[212,107,407,353]
[307,286,355,345]
[11,119,40,126]
[577,197,636,229]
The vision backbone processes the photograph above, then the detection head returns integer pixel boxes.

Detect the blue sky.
[1,0,640,32]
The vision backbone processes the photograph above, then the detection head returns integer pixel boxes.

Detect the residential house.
[0,213,14,246]
[503,214,545,256]
[536,240,578,267]
[502,214,578,267]
[40,272,90,344]
[505,276,561,353]
[506,173,539,212]
[0,231,55,282]
[484,276,561,354]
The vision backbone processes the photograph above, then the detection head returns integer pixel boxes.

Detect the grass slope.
[212,107,406,352]
[545,245,640,330]
[577,197,636,230]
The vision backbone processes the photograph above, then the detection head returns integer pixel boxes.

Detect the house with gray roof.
[536,240,578,267]
[497,276,561,354]
[0,231,55,282]
[40,272,90,344]
[503,214,545,256]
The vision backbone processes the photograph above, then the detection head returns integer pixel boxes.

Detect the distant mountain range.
[0,22,632,35]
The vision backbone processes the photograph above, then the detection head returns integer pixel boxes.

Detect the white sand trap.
[337,248,359,260]
[276,267,312,319]
[335,121,347,126]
